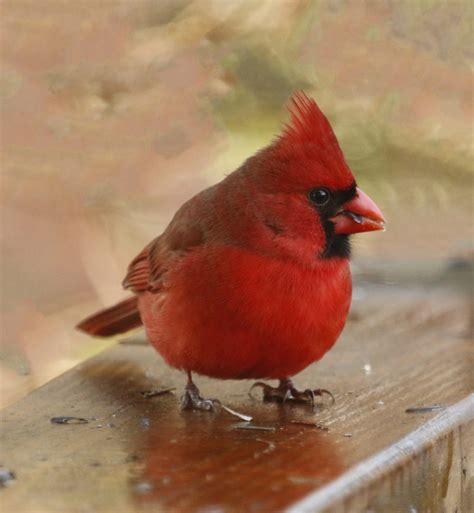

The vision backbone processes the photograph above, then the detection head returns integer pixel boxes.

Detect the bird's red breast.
[139,246,351,379]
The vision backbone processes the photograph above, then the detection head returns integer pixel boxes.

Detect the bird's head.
[244,92,385,259]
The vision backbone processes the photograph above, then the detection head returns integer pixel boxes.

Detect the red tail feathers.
[76,296,142,337]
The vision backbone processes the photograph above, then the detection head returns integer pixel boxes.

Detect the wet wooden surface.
[1,284,473,513]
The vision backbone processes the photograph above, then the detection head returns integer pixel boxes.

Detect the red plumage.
[77,92,384,404]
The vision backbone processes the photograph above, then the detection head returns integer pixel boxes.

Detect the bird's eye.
[309,187,331,206]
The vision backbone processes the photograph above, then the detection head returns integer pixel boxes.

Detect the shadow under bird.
[77,92,385,411]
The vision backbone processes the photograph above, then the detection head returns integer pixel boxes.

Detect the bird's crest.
[279,92,339,150]
[271,92,354,189]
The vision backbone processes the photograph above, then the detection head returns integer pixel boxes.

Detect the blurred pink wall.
[1,0,472,406]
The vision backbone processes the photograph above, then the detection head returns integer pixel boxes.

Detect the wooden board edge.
[286,393,474,513]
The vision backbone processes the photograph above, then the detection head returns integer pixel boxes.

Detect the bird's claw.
[180,382,221,412]
[202,398,221,412]
[249,381,287,402]
[248,381,270,399]
[283,389,293,404]
[312,388,335,405]
[249,379,335,407]
[181,393,221,412]
[294,388,335,406]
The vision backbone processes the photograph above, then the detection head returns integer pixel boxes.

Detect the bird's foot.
[249,378,335,407]
[180,381,221,412]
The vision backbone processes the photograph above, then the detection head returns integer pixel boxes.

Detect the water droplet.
[135,481,153,494]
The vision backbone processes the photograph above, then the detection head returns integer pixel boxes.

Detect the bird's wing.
[122,243,152,293]
[122,196,208,294]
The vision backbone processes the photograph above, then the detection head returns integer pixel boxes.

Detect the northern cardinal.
[77,92,385,411]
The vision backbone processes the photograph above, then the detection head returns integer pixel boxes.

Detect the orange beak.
[331,187,385,234]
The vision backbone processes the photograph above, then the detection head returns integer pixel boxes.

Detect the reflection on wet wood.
[0,287,472,513]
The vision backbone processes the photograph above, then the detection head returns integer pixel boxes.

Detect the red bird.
[77,93,385,411]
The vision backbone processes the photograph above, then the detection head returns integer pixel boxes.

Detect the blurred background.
[1,0,472,407]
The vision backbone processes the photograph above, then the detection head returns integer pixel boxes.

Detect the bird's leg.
[180,372,221,412]
[250,378,335,407]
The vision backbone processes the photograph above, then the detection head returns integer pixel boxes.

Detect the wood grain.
[1,284,472,513]
[288,395,474,513]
